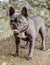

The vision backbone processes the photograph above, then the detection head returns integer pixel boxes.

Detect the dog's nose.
[14,32,18,35]
[14,32,18,37]
[16,33,18,35]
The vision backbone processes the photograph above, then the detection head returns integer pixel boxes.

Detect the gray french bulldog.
[9,7,47,60]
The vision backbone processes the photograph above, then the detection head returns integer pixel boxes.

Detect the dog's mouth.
[12,29,19,33]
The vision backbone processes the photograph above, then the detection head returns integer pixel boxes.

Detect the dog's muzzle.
[10,22,17,29]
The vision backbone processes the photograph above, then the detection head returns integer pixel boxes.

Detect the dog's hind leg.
[39,28,46,51]
[22,41,29,49]
[21,32,29,49]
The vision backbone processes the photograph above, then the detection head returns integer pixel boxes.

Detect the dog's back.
[30,16,46,34]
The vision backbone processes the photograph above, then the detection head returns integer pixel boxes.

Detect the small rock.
[1,62,6,65]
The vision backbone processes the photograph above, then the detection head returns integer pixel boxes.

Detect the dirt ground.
[0,32,50,65]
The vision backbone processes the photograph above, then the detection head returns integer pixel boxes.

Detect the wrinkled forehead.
[18,15,27,22]
[10,13,20,20]
[10,12,27,22]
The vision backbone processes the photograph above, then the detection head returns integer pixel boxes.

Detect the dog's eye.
[14,17,18,22]
[15,19,17,22]
[19,21,21,23]
[11,20,14,22]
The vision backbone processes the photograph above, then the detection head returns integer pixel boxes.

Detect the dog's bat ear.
[21,7,28,18]
[9,7,15,17]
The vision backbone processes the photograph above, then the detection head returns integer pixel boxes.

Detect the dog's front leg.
[26,38,35,60]
[14,33,20,57]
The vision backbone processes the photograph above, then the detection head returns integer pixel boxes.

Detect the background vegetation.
[0,0,50,39]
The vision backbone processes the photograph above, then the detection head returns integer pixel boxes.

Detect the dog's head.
[9,7,28,34]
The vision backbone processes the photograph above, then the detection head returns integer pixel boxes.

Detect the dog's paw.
[40,47,46,51]
[26,56,32,60]
[13,53,19,57]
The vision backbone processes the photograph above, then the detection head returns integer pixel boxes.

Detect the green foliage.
[0,0,50,39]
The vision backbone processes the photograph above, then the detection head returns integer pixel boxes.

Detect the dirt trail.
[0,33,50,65]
